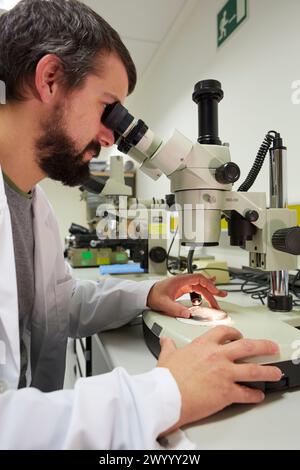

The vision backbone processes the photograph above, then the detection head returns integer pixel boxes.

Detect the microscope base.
[142,300,300,392]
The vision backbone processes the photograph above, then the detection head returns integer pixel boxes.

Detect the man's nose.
[97,125,115,147]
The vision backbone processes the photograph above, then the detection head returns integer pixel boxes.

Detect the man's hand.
[157,326,282,433]
[147,273,227,318]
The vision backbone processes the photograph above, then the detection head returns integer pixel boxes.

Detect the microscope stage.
[142,300,300,392]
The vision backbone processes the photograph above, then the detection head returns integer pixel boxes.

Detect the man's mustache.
[82,140,101,158]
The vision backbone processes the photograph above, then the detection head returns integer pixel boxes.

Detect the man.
[0,0,282,449]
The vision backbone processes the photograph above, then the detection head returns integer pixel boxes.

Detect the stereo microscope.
[102,80,300,391]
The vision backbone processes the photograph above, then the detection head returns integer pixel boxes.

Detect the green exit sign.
[217,0,247,47]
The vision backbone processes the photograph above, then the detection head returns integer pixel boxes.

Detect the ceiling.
[84,0,187,77]
[0,0,188,77]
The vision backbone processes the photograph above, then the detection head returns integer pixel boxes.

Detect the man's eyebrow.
[103,92,119,102]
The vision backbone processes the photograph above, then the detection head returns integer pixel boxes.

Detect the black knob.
[215,162,240,184]
[268,294,293,312]
[69,223,90,235]
[166,193,175,208]
[245,210,259,223]
[272,227,300,255]
[149,247,167,264]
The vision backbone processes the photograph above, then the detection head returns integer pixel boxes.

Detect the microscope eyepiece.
[192,79,224,146]
[102,102,135,138]
[118,119,149,154]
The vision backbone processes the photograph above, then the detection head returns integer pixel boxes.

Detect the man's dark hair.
[0,0,136,101]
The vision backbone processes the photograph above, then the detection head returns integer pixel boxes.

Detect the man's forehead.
[94,53,129,100]
[81,73,127,103]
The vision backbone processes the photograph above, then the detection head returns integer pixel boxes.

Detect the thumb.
[159,336,177,362]
[161,297,191,318]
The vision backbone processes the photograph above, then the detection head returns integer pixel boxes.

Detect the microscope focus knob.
[272,227,300,255]
[149,247,167,264]
[245,210,259,222]
[215,162,240,184]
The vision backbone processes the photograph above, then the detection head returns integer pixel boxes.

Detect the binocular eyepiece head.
[102,102,149,154]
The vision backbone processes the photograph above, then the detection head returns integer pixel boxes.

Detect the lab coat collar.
[0,167,20,386]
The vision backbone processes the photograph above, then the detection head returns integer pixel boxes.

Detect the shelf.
[91,171,135,177]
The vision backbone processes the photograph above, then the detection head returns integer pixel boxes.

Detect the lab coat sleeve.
[0,367,181,450]
[68,276,157,338]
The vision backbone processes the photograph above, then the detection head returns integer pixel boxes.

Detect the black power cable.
[238,131,278,192]
[193,266,300,309]
[166,227,183,276]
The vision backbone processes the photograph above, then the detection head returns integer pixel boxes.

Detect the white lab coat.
[0,167,181,449]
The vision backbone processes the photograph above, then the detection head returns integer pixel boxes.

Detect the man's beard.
[35,107,101,187]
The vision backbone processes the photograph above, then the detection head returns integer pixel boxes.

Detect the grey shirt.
[3,174,35,388]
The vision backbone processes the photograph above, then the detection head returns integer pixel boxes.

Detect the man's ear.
[35,54,65,103]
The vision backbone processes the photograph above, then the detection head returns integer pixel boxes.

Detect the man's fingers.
[171,274,228,304]
[173,273,225,295]
[194,325,243,345]
[194,288,220,309]
[191,283,227,300]
[190,286,227,309]
[159,298,191,318]
[233,384,265,404]
[201,280,227,296]
[216,290,228,298]
[204,291,220,309]
[158,336,177,362]
[223,338,279,362]
[173,273,206,286]
[194,278,227,297]
[233,363,282,383]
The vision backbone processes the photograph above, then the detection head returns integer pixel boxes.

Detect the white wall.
[128,0,300,205]
[40,178,86,243]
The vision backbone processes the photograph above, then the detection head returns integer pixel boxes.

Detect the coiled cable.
[238,131,278,192]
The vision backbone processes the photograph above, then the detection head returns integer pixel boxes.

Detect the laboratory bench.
[72,267,300,450]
